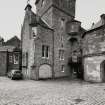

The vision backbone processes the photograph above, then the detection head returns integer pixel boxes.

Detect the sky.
[0,0,105,41]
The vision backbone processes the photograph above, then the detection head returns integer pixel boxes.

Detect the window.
[61,18,65,29]
[42,45,49,58]
[61,65,65,72]
[9,54,13,63]
[72,54,77,63]
[26,52,28,67]
[60,35,64,48]
[14,53,19,64]
[71,24,75,30]
[61,43,64,48]
[32,27,37,38]
[59,50,64,60]
[61,35,64,43]
[22,52,28,67]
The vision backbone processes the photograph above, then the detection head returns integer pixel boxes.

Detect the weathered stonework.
[0,36,21,76]
[22,1,84,80]
[83,22,105,82]
[84,56,105,82]
[0,52,7,76]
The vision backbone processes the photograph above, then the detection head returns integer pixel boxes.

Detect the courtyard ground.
[0,77,105,105]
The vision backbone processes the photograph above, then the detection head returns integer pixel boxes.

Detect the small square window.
[61,35,64,42]
[59,50,64,60]
[61,65,65,72]
[32,27,37,38]
[14,53,19,64]
[9,55,13,63]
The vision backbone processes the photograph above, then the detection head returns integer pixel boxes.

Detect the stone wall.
[36,0,52,17]
[32,25,53,79]
[83,27,105,56]
[36,0,76,17]
[83,26,105,82]
[22,0,78,80]
[84,56,105,82]
[21,7,33,79]
[52,7,73,78]
[0,52,7,76]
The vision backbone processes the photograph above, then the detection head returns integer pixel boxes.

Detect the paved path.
[0,77,105,105]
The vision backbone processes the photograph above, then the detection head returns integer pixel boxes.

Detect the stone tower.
[35,0,77,78]
[35,0,76,27]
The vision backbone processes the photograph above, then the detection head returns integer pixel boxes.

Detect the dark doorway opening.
[68,55,83,80]
[68,38,83,80]
[101,60,105,82]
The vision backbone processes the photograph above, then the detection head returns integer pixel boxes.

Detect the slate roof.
[0,36,21,52]
[82,14,105,38]
[91,20,103,29]
[90,14,105,29]
[0,46,15,52]
[30,11,53,30]
[5,36,20,45]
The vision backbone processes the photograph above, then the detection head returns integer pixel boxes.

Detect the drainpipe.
[52,29,55,79]
[6,50,9,74]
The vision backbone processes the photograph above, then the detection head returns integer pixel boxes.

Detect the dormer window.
[32,27,37,38]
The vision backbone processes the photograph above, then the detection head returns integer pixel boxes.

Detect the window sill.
[59,59,64,61]
[42,57,49,59]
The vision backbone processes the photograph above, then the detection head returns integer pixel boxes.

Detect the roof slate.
[30,11,53,30]
[0,46,15,52]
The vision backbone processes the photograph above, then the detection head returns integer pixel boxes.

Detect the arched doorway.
[39,64,52,79]
[100,60,105,82]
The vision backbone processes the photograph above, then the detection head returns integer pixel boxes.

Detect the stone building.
[82,14,105,82]
[21,0,85,80]
[0,36,21,76]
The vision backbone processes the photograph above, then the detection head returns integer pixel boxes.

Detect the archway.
[39,64,52,79]
[100,60,105,82]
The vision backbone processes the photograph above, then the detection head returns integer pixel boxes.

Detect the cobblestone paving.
[0,77,105,105]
